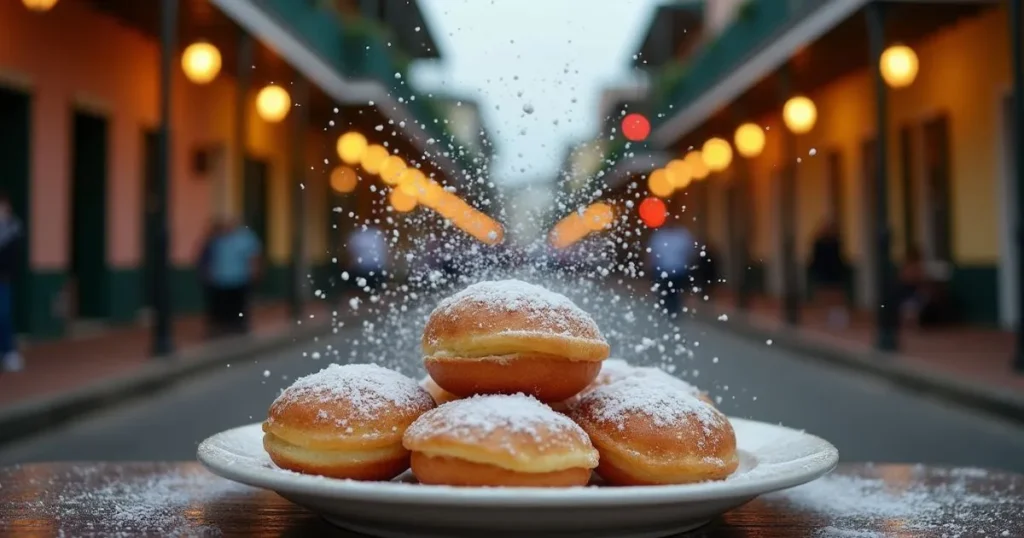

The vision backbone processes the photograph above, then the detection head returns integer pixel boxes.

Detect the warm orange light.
[648,169,674,198]
[702,137,733,173]
[360,144,389,175]
[181,42,222,84]
[583,202,615,231]
[550,213,589,249]
[23,0,58,12]
[380,156,407,185]
[685,151,709,181]
[329,165,358,193]
[639,197,668,228]
[398,168,427,197]
[666,159,691,190]
[783,95,817,134]
[336,132,368,165]
[880,44,919,89]
[389,188,417,213]
[419,181,445,207]
[734,123,766,158]
[255,85,291,123]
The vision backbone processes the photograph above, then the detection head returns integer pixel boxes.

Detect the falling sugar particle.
[263,370,270,378]
[766,339,774,346]
[522,103,534,114]
[809,148,817,156]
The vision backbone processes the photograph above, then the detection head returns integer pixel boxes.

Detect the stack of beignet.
[264,279,738,487]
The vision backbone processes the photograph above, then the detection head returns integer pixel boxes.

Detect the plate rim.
[197,418,839,507]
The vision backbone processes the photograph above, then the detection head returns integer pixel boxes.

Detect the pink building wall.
[0,0,324,270]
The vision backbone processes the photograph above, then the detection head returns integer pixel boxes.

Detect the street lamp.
[329,165,358,194]
[702,137,733,173]
[255,85,291,123]
[783,96,817,134]
[181,42,221,84]
[648,168,674,198]
[685,150,709,180]
[734,123,766,158]
[336,131,368,165]
[22,0,57,12]
[880,44,919,89]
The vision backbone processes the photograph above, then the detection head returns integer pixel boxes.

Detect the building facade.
[0,0,459,341]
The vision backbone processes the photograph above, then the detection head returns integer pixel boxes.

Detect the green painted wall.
[950,264,998,325]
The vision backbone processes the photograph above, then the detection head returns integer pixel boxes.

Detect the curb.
[693,308,1024,424]
[0,322,332,447]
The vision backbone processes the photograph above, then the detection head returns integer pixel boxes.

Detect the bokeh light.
[666,159,692,189]
[360,144,389,175]
[648,169,674,198]
[22,0,58,12]
[181,42,221,84]
[622,113,651,142]
[329,165,358,194]
[389,188,417,213]
[685,150,709,181]
[255,85,291,123]
[702,137,733,173]
[380,155,407,185]
[639,197,668,228]
[880,44,919,88]
[336,132,368,165]
[734,123,766,158]
[783,95,817,134]
[583,202,615,231]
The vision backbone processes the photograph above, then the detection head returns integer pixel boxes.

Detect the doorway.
[243,157,269,296]
[922,115,953,264]
[0,87,31,333]
[70,110,110,320]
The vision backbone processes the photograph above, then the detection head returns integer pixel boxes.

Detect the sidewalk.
[0,302,333,444]
[692,290,1024,420]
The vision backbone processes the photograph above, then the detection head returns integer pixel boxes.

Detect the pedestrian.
[346,225,389,291]
[197,218,226,338]
[646,221,695,318]
[809,219,848,328]
[208,217,262,335]
[0,190,24,372]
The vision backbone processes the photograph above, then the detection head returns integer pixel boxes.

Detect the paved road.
[2,282,1023,472]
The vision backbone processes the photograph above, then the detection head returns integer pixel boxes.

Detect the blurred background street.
[2,0,1024,482]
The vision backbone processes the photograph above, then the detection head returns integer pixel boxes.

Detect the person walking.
[197,218,226,338]
[809,219,848,328]
[646,222,695,318]
[346,225,389,291]
[208,217,262,335]
[0,191,24,372]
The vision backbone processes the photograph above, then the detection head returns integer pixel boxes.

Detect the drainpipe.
[779,67,800,326]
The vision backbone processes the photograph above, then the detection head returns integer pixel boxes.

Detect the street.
[2,283,1023,472]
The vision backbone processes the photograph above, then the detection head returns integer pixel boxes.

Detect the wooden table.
[0,463,1021,537]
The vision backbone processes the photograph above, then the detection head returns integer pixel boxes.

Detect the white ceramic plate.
[198,419,838,538]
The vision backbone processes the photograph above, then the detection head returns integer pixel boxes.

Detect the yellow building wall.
[729,5,1008,300]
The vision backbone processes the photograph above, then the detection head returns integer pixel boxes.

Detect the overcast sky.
[412,0,661,187]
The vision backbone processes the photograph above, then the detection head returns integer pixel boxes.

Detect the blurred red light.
[639,197,667,228]
[622,113,650,142]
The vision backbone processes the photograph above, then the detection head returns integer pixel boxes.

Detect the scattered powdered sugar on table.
[270,363,430,422]
[405,393,590,454]
[780,471,1016,537]
[51,467,253,537]
[580,377,724,433]
[430,279,602,334]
